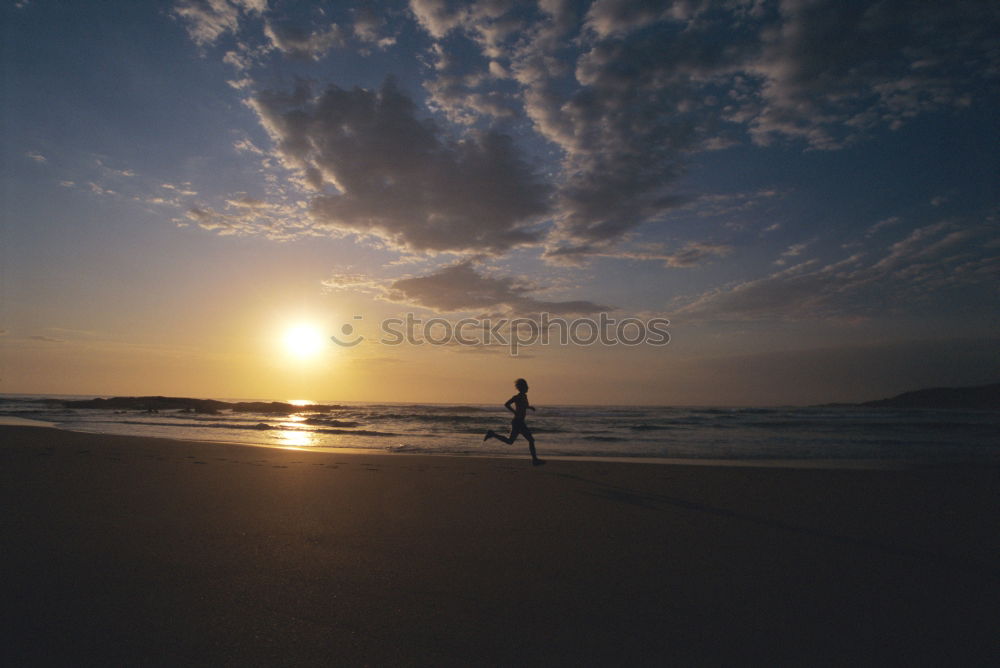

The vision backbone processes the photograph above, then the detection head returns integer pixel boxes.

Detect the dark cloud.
[387,260,612,314]
[408,0,999,257]
[747,0,1000,147]
[176,0,997,269]
[264,19,346,59]
[250,78,552,253]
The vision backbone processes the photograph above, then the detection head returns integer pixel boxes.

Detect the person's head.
[515,378,528,393]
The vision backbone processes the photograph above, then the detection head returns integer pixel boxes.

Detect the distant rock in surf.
[61,396,344,414]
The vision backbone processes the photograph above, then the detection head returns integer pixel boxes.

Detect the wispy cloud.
[676,219,999,321]
[866,216,903,237]
[545,241,733,268]
[171,0,265,46]
[28,335,65,343]
[774,241,812,266]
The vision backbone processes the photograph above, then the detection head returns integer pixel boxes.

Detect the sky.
[1,0,998,405]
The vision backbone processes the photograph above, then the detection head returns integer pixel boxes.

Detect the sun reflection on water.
[276,427,315,448]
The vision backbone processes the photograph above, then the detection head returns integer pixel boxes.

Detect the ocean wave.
[313,428,400,437]
[102,419,281,431]
[628,424,678,431]
[354,412,487,424]
[363,404,490,414]
[302,417,364,428]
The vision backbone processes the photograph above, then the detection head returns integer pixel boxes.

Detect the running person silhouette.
[484,378,544,466]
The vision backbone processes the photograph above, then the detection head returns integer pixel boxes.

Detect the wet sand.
[2,425,998,665]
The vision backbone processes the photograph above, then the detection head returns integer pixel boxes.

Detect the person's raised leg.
[488,427,516,445]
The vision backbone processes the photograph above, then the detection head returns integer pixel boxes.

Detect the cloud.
[676,219,1000,322]
[172,0,265,46]
[175,0,997,271]
[28,335,65,343]
[408,0,466,40]
[353,6,397,48]
[545,240,732,268]
[264,20,345,59]
[583,0,672,39]
[866,216,902,237]
[162,183,198,197]
[181,196,311,240]
[96,159,135,178]
[88,182,116,197]
[321,273,385,292]
[746,1,1000,148]
[658,242,733,268]
[386,260,612,314]
[405,0,998,259]
[25,151,46,163]
[249,78,552,253]
[774,241,811,266]
[407,1,748,255]
[423,71,520,125]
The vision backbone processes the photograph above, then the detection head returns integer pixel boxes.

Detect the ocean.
[1,394,998,464]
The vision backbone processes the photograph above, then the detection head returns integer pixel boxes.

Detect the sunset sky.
[2,0,998,405]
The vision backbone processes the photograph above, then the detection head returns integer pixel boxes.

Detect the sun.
[282,324,327,359]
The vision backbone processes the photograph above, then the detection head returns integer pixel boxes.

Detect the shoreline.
[3,424,999,664]
[0,421,964,470]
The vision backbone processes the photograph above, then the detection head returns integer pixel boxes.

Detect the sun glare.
[282,324,326,359]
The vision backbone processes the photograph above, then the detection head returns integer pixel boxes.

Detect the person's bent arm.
[504,396,516,414]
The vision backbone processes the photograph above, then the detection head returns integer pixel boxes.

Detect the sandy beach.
[2,425,998,666]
